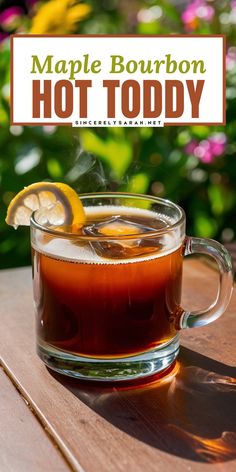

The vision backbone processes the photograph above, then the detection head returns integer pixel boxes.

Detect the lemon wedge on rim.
[5,182,86,230]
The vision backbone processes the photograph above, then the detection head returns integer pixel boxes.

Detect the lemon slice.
[5,182,85,230]
[99,222,141,237]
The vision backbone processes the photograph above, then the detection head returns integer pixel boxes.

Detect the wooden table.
[0,259,235,472]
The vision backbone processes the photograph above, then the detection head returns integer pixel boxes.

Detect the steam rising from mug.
[66,150,108,193]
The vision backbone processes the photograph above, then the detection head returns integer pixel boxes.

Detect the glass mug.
[31,193,233,381]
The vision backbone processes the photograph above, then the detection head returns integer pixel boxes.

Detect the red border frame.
[10,34,226,127]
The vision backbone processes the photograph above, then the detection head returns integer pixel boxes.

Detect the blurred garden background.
[0,0,236,269]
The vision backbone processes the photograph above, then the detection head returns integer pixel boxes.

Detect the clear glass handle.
[179,237,234,329]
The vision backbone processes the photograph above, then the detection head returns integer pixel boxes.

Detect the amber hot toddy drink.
[31,194,233,381]
[33,208,182,358]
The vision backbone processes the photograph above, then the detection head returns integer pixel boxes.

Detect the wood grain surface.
[0,368,70,472]
[0,260,235,472]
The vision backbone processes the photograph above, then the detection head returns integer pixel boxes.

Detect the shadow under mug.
[30,193,233,381]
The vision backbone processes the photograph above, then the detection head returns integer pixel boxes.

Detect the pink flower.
[185,133,227,164]
[0,7,24,26]
[231,0,236,10]
[196,4,214,21]
[182,0,215,31]
[208,133,227,157]
[194,140,214,163]
[185,139,198,154]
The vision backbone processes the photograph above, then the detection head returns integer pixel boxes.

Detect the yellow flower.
[30,0,91,34]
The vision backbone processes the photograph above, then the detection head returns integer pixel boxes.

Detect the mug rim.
[30,192,186,241]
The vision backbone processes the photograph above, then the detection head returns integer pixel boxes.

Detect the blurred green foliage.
[0,0,236,269]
